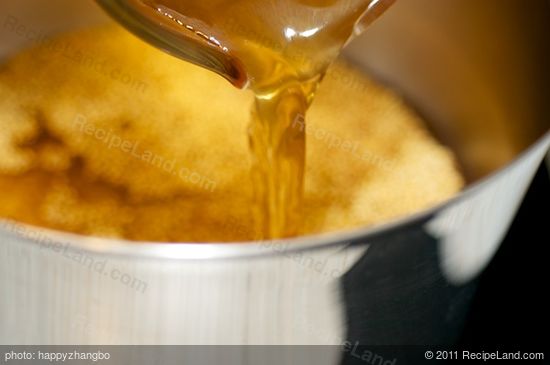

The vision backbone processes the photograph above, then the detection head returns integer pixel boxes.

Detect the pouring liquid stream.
[99,0,394,239]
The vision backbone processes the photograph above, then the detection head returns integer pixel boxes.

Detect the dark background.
[458,162,549,346]
[342,162,549,365]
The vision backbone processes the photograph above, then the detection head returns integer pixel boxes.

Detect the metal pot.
[0,0,548,355]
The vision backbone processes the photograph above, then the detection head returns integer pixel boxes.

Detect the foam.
[0,26,463,242]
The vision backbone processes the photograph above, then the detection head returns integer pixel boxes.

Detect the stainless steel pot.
[0,0,549,354]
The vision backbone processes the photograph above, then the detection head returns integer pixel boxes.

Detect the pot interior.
[2,0,548,184]
[345,0,550,182]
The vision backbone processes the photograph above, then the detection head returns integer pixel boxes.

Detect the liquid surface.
[0,27,464,242]
[112,0,386,238]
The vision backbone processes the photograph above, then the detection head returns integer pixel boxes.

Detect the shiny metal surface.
[0,0,549,349]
